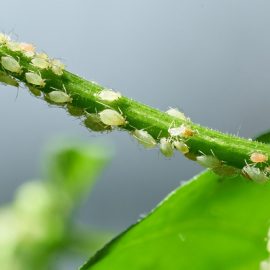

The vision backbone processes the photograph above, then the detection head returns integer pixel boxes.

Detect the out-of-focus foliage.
[0,141,111,270]
[81,171,270,270]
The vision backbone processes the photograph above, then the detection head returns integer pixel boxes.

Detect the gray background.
[1,0,270,268]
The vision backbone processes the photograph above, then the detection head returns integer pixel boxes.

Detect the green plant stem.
[0,45,270,170]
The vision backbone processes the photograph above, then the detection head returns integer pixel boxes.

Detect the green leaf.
[254,130,270,144]
[45,140,111,202]
[81,171,270,270]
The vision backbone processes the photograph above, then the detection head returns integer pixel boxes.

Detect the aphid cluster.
[0,33,66,92]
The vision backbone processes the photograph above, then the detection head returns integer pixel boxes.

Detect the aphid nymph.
[178,124,194,138]
[166,108,187,121]
[196,155,221,169]
[160,137,174,158]
[1,56,21,74]
[50,59,65,75]
[242,165,268,183]
[98,89,122,102]
[132,129,156,149]
[173,141,189,154]
[99,109,126,126]
[47,89,72,104]
[25,72,45,87]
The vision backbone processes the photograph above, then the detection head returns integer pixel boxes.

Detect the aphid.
[50,59,65,75]
[35,52,49,60]
[212,165,239,177]
[166,108,187,121]
[132,129,156,149]
[168,127,182,137]
[1,56,21,74]
[0,33,10,44]
[6,41,21,52]
[178,124,194,138]
[25,72,45,87]
[196,155,221,169]
[31,57,50,69]
[67,104,84,117]
[19,43,35,57]
[242,165,269,183]
[99,109,126,126]
[0,71,19,87]
[98,89,122,102]
[28,85,42,97]
[173,141,189,154]
[84,113,112,132]
[47,90,72,104]
[160,138,174,157]
[250,152,268,163]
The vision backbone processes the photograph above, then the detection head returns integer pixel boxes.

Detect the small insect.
[98,89,122,102]
[0,33,10,44]
[1,56,22,74]
[67,104,85,117]
[168,127,182,137]
[160,138,174,158]
[19,42,35,57]
[47,90,72,104]
[166,108,187,121]
[0,71,19,87]
[173,141,189,154]
[196,155,221,169]
[250,152,268,163]
[7,41,21,52]
[242,165,269,183]
[28,85,42,97]
[132,129,157,149]
[99,109,126,126]
[212,165,239,177]
[84,113,112,132]
[50,59,65,75]
[31,57,50,69]
[25,72,45,87]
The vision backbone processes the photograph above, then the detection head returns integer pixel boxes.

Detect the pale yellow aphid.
[99,109,126,126]
[166,108,187,121]
[84,113,112,132]
[36,52,49,60]
[212,165,239,177]
[6,41,21,52]
[50,59,65,75]
[160,138,174,158]
[25,72,45,87]
[250,152,268,163]
[19,43,35,57]
[132,129,156,149]
[173,141,189,154]
[31,57,50,69]
[242,165,269,183]
[1,56,21,74]
[47,90,72,104]
[0,71,19,87]
[168,127,182,137]
[0,33,10,44]
[196,155,221,169]
[98,89,122,102]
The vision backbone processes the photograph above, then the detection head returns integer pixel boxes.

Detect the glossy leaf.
[81,171,270,270]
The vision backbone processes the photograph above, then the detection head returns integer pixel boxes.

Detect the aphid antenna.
[95,100,112,109]
[157,130,163,140]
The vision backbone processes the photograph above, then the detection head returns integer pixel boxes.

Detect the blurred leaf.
[45,140,110,202]
[81,171,270,270]
[254,130,270,144]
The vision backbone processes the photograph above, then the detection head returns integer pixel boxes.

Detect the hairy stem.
[0,35,269,176]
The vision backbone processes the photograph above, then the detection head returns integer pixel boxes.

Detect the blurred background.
[1,0,270,268]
